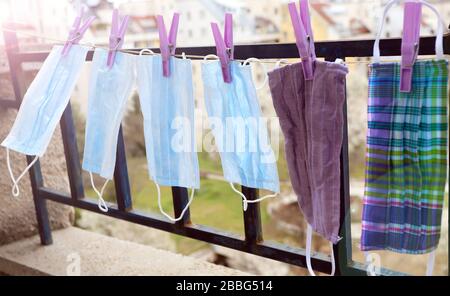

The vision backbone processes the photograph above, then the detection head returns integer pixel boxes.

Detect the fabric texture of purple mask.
[268,60,348,244]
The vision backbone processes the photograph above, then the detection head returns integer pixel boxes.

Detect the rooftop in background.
[1,1,449,94]
[0,0,448,49]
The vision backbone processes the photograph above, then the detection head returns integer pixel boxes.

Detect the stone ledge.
[0,227,250,276]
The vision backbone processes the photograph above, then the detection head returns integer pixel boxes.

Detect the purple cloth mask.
[268,60,348,244]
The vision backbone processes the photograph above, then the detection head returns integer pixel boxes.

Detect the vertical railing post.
[322,56,352,275]
[60,103,85,200]
[242,186,263,245]
[171,186,191,226]
[28,156,53,245]
[3,25,53,245]
[114,126,133,211]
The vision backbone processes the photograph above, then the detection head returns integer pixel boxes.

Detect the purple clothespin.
[400,2,422,93]
[288,0,316,80]
[211,13,233,83]
[157,13,180,77]
[107,9,130,68]
[62,8,95,56]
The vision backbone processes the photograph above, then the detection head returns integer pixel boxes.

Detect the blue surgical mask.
[82,48,135,212]
[2,45,89,197]
[201,59,279,209]
[136,53,199,221]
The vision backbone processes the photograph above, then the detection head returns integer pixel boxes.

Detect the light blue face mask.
[1,45,89,197]
[136,51,200,221]
[82,48,135,212]
[201,58,280,210]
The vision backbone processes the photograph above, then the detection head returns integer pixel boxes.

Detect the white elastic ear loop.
[229,182,249,211]
[89,172,109,213]
[241,57,268,91]
[363,251,375,276]
[276,59,289,68]
[155,182,195,222]
[306,224,336,276]
[373,0,397,62]
[6,148,39,197]
[203,54,220,63]
[181,52,187,59]
[364,249,436,276]
[421,0,446,59]
[373,0,445,63]
[85,42,96,50]
[139,48,155,56]
[426,250,436,276]
[229,182,278,212]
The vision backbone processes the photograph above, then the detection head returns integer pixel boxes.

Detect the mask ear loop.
[426,249,436,276]
[6,148,39,197]
[89,172,109,212]
[240,57,268,91]
[86,42,96,51]
[229,182,278,212]
[276,59,289,68]
[203,54,220,63]
[229,182,249,211]
[139,48,156,56]
[306,224,336,276]
[363,252,373,276]
[155,182,195,222]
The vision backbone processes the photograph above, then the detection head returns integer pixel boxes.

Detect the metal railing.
[1,25,449,276]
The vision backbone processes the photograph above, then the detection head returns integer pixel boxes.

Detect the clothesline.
[1,27,443,65]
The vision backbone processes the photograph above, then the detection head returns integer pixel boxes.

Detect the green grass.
[197,151,223,173]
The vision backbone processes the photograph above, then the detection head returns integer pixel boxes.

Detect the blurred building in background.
[1,0,449,46]
[0,0,449,276]
[0,0,449,115]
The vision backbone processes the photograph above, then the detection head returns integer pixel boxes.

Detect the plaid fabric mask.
[361,60,448,254]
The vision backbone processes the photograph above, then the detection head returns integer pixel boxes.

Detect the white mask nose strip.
[89,172,110,212]
[229,182,278,212]
[156,182,195,222]
[306,224,336,276]
[6,148,39,197]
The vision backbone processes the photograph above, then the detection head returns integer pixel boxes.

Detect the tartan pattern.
[361,60,448,254]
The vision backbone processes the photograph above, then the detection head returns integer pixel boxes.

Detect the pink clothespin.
[62,8,95,56]
[211,13,233,83]
[288,0,316,80]
[107,9,130,68]
[400,2,422,92]
[157,13,180,77]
